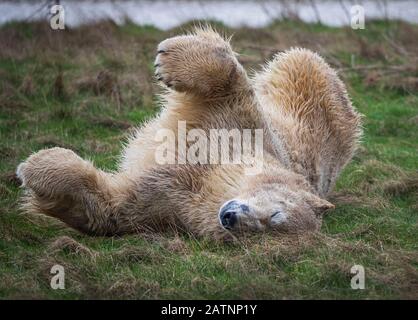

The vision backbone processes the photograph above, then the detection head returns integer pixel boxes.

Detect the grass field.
[0,19,417,299]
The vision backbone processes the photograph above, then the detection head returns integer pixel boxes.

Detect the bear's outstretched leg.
[17,147,134,235]
[16,148,233,239]
[155,27,250,98]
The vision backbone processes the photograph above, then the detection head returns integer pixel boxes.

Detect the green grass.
[0,20,417,299]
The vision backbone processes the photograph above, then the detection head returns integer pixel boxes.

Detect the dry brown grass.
[382,173,418,197]
[48,236,99,260]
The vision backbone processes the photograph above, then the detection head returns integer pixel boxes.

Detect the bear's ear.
[304,192,335,217]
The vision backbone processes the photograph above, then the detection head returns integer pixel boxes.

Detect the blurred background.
[1,0,418,29]
[0,0,417,299]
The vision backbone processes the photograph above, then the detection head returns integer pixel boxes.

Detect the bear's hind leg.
[254,48,362,196]
[17,147,133,235]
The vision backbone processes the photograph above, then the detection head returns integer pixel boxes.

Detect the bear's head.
[218,181,334,234]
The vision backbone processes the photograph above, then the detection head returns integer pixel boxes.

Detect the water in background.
[0,0,417,29]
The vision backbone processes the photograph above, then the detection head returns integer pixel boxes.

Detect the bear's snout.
[220,210,237,229]
[219,200,249,230]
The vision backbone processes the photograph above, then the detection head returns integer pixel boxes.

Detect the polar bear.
[16,27,362,240]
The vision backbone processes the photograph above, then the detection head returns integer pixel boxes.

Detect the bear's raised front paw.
[154,32,239,95]
[154,36,195,90]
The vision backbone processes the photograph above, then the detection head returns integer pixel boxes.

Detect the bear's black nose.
[219,200,241,229]
[219,200,250,230]
[220,210,237,229]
